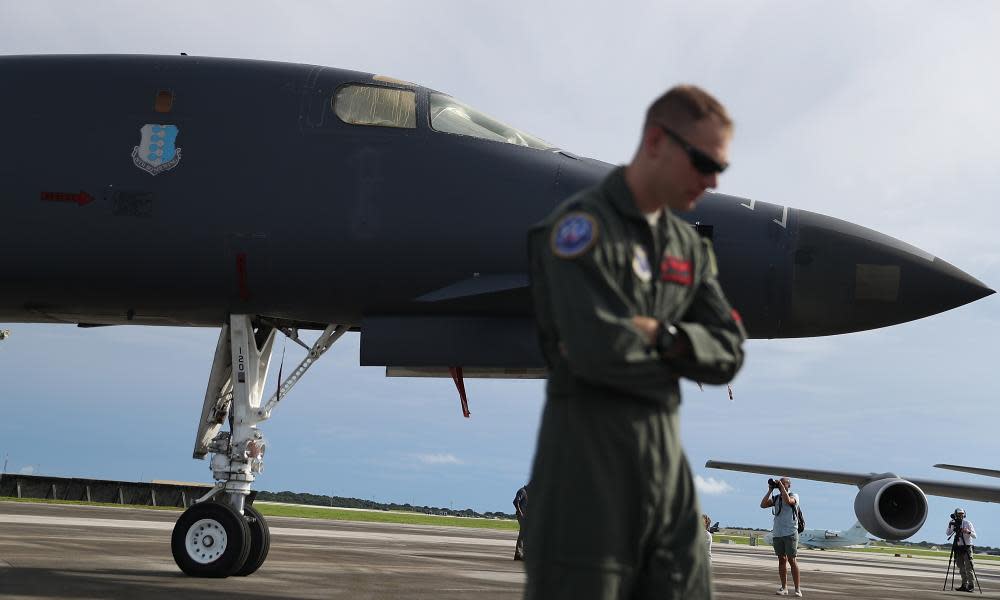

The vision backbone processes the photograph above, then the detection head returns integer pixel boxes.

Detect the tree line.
[255,490,515,520]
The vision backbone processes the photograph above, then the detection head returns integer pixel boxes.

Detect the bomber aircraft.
[707,460,1000,543]
[0,54,992,577]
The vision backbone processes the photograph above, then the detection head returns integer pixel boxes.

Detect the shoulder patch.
[550,212,599,258]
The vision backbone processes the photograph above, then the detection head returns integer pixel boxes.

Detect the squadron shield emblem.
[632,245,652,282]
[132,124,182,175]
[551,212,598,258]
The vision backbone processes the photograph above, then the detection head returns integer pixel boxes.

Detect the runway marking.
[0,514,512,547]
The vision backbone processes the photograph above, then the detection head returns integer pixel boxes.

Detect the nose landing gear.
[171,315,345,577]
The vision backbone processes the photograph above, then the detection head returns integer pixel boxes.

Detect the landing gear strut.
[170,315,345,577]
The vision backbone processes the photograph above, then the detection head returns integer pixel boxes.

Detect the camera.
[767,478,779,487]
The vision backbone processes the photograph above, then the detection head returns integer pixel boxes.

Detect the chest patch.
[632,245,651,282]
[551,212,598,258]
[660,255,693,286]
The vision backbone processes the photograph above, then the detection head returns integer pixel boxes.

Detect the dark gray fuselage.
[0,55,991,368]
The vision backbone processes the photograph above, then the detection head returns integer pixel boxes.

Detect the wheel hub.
[185,518,228,564]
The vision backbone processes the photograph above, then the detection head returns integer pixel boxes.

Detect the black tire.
[171,501,251,577]
[233,504,270,576]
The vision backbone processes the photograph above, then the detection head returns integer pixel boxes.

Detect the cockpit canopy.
[429,93,552,150]
[332,82,553,151]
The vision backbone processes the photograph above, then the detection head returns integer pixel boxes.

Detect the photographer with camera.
[760,477,802,597]
[946,508,977,592]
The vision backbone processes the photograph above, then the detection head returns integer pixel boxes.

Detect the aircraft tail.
[848,521,866,534]
[847,521,870,544]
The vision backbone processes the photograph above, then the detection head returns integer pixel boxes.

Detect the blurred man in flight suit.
[525,85,746,600]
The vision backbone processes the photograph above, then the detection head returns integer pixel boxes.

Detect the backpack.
[774,495,806,533]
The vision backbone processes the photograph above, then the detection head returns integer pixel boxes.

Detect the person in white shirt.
[703,514,713,561]
[946,508,977,592]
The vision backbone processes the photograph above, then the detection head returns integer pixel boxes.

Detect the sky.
[2,1,999,546]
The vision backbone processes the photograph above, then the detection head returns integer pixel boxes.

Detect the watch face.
[658,324,676,353]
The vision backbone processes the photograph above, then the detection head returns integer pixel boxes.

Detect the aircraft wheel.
[171,501,251,577]
[233,504,270,576]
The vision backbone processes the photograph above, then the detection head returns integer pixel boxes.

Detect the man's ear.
[642,125,663,158]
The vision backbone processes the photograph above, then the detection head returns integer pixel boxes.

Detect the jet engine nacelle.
[853,477,928,541]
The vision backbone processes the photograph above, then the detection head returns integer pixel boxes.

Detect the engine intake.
[853,477,927,540]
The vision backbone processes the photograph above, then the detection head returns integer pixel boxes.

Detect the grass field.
[848,545,1000,561]
[0,496,519,531]
[253,502,518,530]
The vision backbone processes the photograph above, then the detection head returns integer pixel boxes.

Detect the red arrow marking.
[40,190,94,206]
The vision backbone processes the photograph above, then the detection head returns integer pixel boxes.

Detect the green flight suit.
[524,167,746,600]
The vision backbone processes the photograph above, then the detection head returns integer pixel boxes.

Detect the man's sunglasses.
[658,124,728,175]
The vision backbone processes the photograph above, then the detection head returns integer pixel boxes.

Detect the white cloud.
[695,475,733,496]
[18,466,35,475]
[414,453,462,466]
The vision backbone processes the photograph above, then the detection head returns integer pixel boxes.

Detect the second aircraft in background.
[764,521,870,550]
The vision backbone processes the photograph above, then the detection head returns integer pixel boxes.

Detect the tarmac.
[2,500,999,599]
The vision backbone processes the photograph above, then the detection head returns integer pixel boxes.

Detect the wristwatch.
[656,322,679,355]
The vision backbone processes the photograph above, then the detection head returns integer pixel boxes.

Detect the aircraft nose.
[783,209,993,337]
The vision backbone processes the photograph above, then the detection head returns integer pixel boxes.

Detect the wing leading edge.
[934,464,1000,479]
[706,460,1000,504]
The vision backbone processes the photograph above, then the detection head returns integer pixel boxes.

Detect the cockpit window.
[333,85,416,129]
[430,93,553,150]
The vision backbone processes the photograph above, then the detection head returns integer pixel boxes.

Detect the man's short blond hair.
[644,85,732,133]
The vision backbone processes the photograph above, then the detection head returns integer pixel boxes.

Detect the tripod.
[943,519,981,593]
